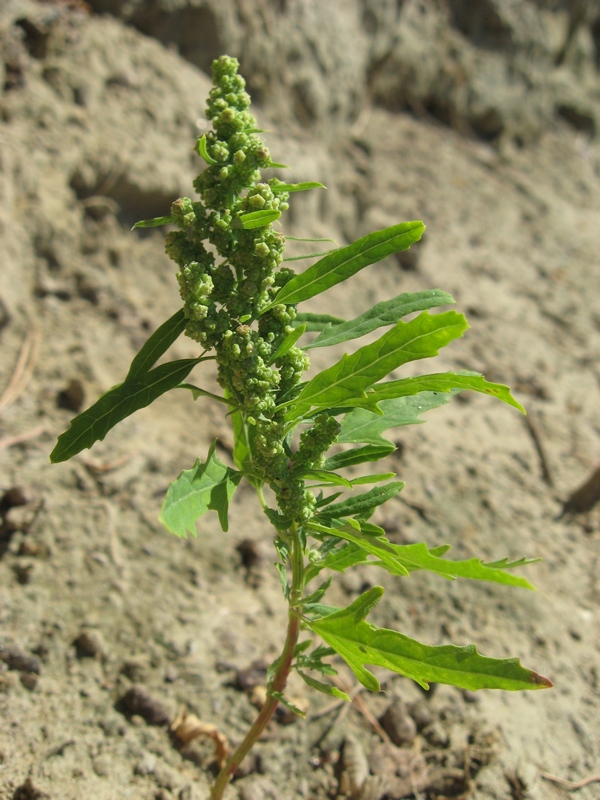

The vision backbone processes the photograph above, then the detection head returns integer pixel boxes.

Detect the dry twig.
[0,328,40,411]
[540,771,600,792]
[522,412,553,486]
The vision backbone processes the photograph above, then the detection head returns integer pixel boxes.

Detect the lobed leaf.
[305,290,454,350]
[126,309,187,379]
[337,391,464,446]
[285,311,469,421]
[370,372,525,413]
[308,587,553,692]
[159,441,242,536]
[265,221,425,309]
[50,358,201,463]
[308,522,537,589]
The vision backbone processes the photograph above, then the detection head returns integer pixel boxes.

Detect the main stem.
[209,523,304,800]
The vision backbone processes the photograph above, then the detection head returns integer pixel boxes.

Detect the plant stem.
[209,524,304,800]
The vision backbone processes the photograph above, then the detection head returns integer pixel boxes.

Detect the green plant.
[51,55,551,800]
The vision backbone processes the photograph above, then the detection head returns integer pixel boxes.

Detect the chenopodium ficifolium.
[51,56,552,705]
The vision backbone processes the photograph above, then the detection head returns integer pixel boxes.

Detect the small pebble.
[379,696,417,746]
[74,629,105,659]
[117,685,171,726]
[56,378,85,412]
[407,699,433,731]
[20,672,39,691]
[0,643,41,674]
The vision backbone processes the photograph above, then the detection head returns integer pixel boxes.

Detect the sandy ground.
[1,4,599,799]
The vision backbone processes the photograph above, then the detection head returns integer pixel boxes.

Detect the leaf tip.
[531,671,553,689]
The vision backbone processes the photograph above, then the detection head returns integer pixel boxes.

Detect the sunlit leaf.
[239,209,281,229]
[269,324,307,364]
[323,443,396,471]
[126,309,187,379]
[271,181,326,193]
[315,482,404,522]
[265,221,425,309]
[132,215,175,229]
[197,133,219,164]
[159,441,242,536]
[308,521,537,589]
[308,587,553,692]
[337,391,464,446]
[285,311,468,421]
[305,290,454,350]
[50,358,202,463]
[370,372,525,414]
[292,312,346,332]
[297,671,349,701]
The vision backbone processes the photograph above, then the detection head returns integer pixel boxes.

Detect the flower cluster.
[164,55,337,525]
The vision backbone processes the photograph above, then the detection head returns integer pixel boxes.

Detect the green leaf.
[266,161,289,169]
[269,324,307,364]
[132,215,175,229]
[50,358,201,463]
[315,482,404,522]
[305,290,454,350]
[370,372,525,414]
[301,577,332,606]
[323,443,396,471]
[300,470,353,489]
[309,522,537,589]
[197,133,219,164]
[266,221,425,309]
[230,407,251,473]
[337,391,464,446]
[126,310,187,379]
[308,587,553,692]
[283,250,335,262]
[159,441,242,536]
[317,542,369,573]
[349,473,396,486]
[284,235,337,244]
[269,691,306,718]
[292,313,346,332]
[238,209,281,229]
[308,520,409,577]
[271,181,326,193]
[286,311,468,421]
[297,671,350,701]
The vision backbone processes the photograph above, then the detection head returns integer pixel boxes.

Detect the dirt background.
[1,1,599,798]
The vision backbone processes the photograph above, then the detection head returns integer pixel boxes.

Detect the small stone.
[0,644,41,674]
[407,699,433,731]
[56,379,85,412]
[117,685,171,726]
[379,696,417,746]
[20,671,39,691]
[0,486,30,511]
[74,629,105,659]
